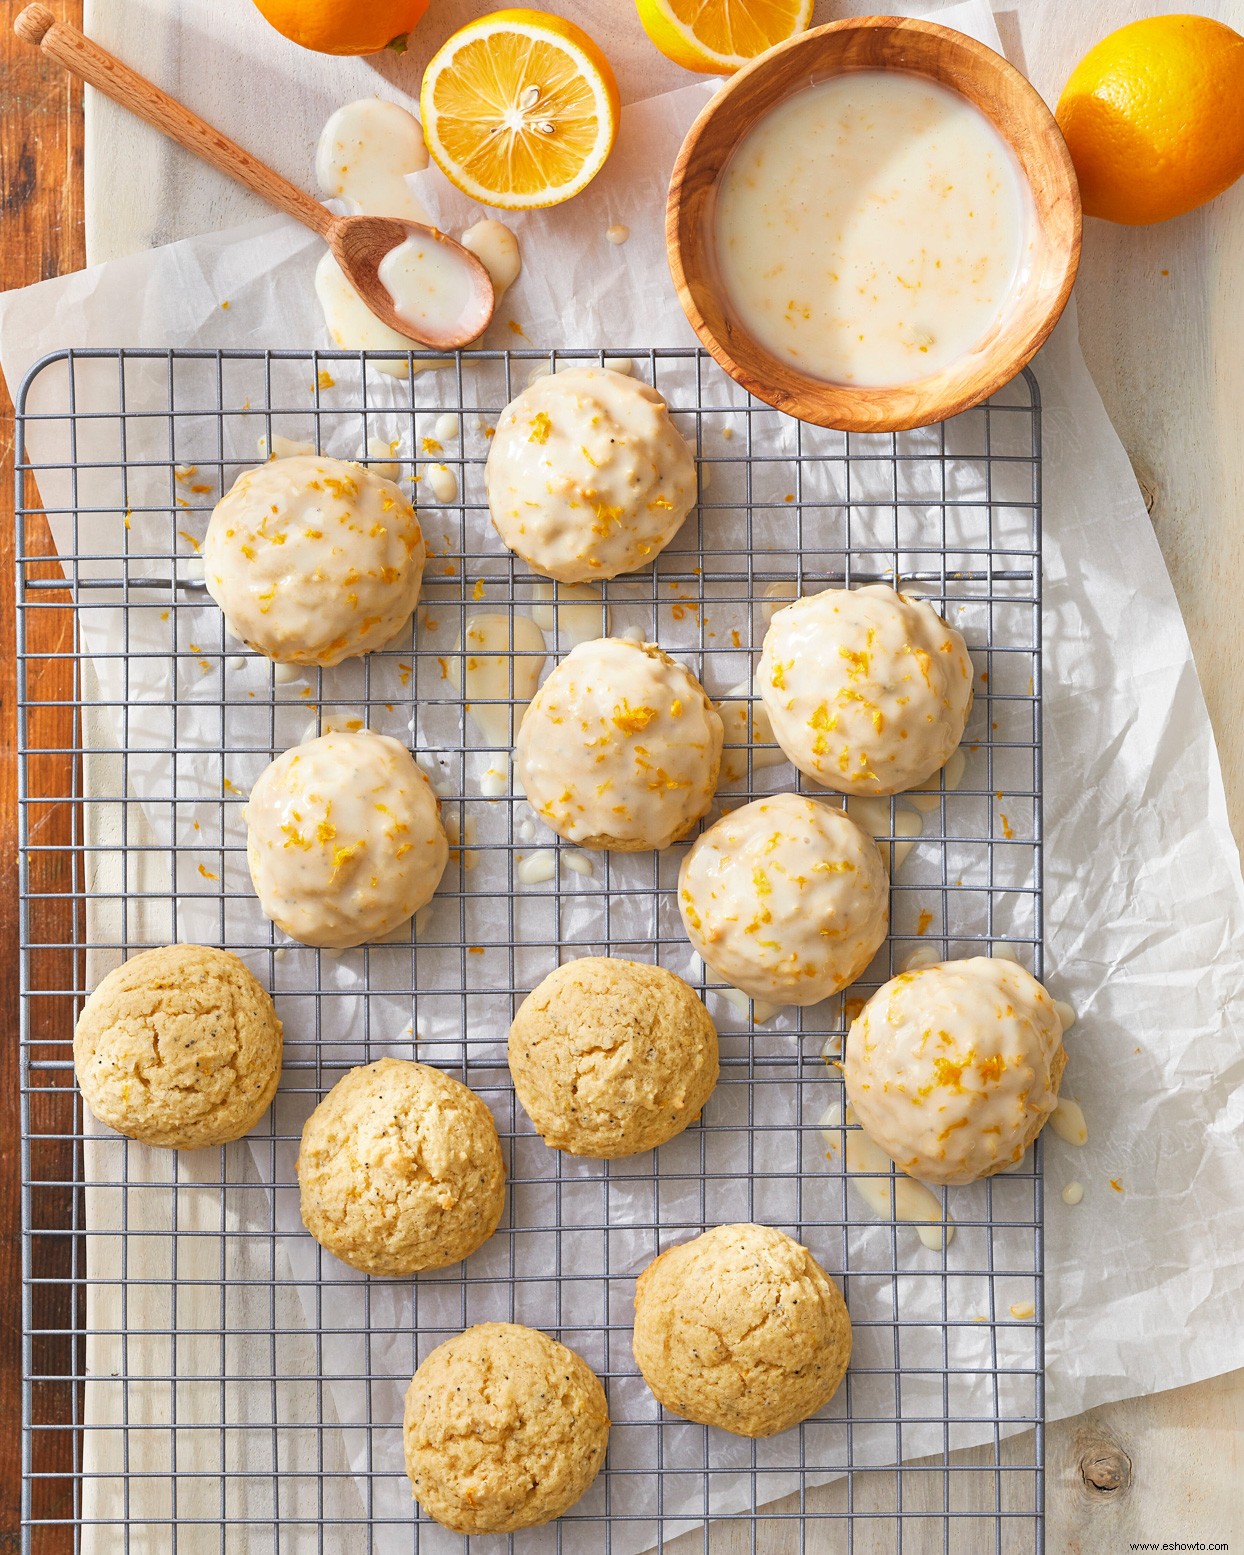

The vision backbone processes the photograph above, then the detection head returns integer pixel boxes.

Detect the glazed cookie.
[297,1057,505,1276]
[515,637,723,851]
[485,366,697,582]
[678,793,888,1006]
[73,944,282,1150]
[758,584,973,796]
[508,958,719,1157]
[204,453,425,666]
[843,957,1067,1184]
[246,729,448,949]
[404,1322,609,1533]
[633,1223,851,1438]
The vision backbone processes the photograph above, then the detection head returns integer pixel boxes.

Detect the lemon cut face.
[421,10,620,210]
[634,0,813,74]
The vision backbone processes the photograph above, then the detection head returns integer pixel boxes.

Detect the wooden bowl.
[666,17,1081,432]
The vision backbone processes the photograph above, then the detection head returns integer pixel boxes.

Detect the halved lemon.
[634,0,813,74]
[420,9,620,210]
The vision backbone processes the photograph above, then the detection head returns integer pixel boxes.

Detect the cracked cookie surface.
[508,957,718,1158]
[403,1321,609,1534]
[73,944,283,1150]
[632,1222,851,1437]
[297,1057,505,1276]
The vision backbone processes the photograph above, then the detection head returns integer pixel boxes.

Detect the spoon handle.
[14,3,333,239]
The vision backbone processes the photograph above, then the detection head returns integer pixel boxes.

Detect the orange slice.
[634,0,813,74]
[420,9,620,210]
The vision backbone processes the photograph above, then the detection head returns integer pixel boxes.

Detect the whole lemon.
[252,0,430,55]
[1056,14,1244,224]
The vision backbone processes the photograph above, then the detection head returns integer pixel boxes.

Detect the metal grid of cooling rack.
[17,346,1045,1555]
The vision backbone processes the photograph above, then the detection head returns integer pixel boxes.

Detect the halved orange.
[420,10,620,211]
[634,0,813,74]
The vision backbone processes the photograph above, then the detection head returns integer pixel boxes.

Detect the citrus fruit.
[420,10,620,210]
[634,0,813,74]
[251,0,430,55]
[1055,14,1244,224]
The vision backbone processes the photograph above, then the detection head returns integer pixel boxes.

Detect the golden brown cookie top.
[403,1322,609,1534]
[297,1057,505,1277]
[73,944,282,1150]
[632,1222,851,1438]
[508,957,718,1158]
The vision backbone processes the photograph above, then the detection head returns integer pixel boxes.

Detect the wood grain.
[666,16,1081,431]
[0,3,85,1550]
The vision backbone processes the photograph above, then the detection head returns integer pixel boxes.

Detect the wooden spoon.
[13,2,495,352]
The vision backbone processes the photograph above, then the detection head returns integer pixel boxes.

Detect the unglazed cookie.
[759,584,973,796]
[508,958,719,1157]
[633,1223,851,1438]
[843,957,1067,1185]
[515,637,723,851]
[404,1322,609,1533]
[73,945,282,1149]
[297,1058,505,1276]
[246,730,448,949]
[204,453,425,665]
[678,793,888,1006]
[485,367,697,582]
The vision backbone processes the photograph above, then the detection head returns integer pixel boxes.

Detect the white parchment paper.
[3,2,1243,1545]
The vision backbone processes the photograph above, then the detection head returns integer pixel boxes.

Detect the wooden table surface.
[3,1,1242,1549]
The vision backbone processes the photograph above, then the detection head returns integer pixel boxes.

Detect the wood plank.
[0,4,86,1549]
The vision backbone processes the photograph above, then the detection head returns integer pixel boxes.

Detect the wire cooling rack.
[16,346,1044,1554]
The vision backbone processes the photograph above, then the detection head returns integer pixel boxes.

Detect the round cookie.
[485,366,697,582]
[404,1322,609,1533]
[73,944,282,1150]
[204,453,425,666]
[678,793,888,1006]
[758,583,973,796]
[246,729,448,949]
[515,637,723,851]
[297,1057,505,1276]
[843,957,1067,1185]
[508,958,719,1157]
[633,1223,851,1438]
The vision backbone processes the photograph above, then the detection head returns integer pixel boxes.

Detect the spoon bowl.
[14,2,495,352]
[328,214,496,351]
